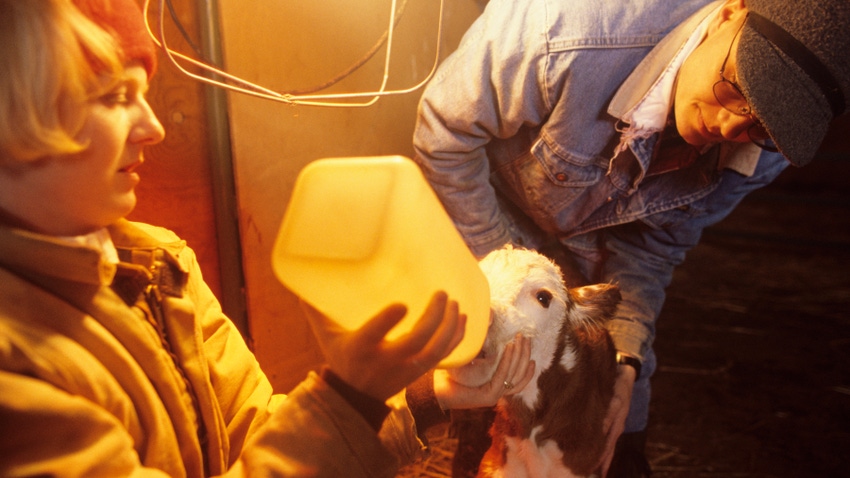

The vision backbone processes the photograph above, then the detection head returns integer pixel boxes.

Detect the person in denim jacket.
[412,0,850,475]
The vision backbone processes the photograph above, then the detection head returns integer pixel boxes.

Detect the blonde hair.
[0,0,124,164]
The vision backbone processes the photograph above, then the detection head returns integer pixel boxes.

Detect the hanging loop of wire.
[143,0,445,107]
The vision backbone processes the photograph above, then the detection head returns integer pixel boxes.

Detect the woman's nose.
[134,99,166,145]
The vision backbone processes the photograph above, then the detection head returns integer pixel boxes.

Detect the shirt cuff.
[320,367,391,431]
[404,371,449,432]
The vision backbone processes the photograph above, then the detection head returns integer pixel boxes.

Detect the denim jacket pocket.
[636,153,723,231]
[492,136,605,233]
[532,137,603,187]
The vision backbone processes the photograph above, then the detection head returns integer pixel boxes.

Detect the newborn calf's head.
[448,246,568,394]
[448,245,621,477]
[448,245,619,409]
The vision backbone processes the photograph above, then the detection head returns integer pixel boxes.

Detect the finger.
[387,291,453,357]
[597,416,624,475]
[599,432,620,477]
[601,393,627,434]
[505,334,528,379]
[407,299,465,368]
[602,409,614,433]
[496,335,527,382]
[354,302,410,345]
[599,447,615,478]
[502,339,521,382]
[515,336,533,379]
[488,341,516,388]
[438,309,467,358]
[510,358,535,393]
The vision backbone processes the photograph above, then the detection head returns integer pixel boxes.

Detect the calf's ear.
[569,283,621,325]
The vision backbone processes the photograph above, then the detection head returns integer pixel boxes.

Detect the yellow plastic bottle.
[272,155,489,368]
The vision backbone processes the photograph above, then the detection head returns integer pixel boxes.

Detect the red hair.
[72,0,157,78]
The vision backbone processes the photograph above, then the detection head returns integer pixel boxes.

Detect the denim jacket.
[413,0,788,366]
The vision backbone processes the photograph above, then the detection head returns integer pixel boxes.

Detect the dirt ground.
[397,155,850,478]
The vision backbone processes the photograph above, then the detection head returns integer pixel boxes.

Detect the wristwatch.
[615,352,642,379]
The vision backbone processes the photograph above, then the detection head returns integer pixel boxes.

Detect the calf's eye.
[536,290,553,308]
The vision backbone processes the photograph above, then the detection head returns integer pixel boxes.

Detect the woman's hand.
[433,334,535,410]
[301,291,466,402]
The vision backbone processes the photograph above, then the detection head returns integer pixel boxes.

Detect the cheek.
[673,60,715,142]
[674,99,709,146]
[49,146,131,217]
[56,149,116,195]
[28,158,93,204]
[75,107,127,165]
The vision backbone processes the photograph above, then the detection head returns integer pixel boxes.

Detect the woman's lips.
[119,159,143,173]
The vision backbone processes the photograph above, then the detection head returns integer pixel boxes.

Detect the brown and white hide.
[448,245,620,478]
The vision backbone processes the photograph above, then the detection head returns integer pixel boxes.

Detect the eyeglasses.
[712,16,778,152]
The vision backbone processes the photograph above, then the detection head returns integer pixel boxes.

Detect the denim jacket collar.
[608,1,722,121]
[607,0,761,177]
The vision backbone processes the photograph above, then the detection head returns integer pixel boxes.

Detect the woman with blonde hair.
[0,1,534,475]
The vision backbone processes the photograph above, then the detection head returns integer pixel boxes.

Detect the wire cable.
[143,0,444,107]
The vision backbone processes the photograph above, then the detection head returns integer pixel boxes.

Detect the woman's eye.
[536,290,552,308]
[101,89,130,105]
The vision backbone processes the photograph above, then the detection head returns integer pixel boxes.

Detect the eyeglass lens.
[713,79,750,115]
[713,79,772,146]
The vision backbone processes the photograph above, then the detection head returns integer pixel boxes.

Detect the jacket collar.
[0,223,117,286]
[607,0,762,177]
[0,219,185,287]
[608,1,723,120]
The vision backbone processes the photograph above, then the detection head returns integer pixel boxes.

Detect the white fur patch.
[498,426,584,478]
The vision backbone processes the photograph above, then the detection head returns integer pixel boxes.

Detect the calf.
[448,245,620,478]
